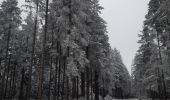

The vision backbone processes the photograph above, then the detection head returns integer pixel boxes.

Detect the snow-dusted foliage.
[99,48,131,98]
[132,0,170,99]
[0,0,131,100]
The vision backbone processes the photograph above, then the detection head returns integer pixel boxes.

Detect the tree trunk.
[8,61,15,98]
[39,0,49,99]
[157,68,162,99]
[86,67,89,100]
[62,56,66,100]
[10,61,17,99]
[19,67,26,99]
[38,62,42,99]
[49,22,54,100]
[48,57,53,100]
[25,30,29,53]
[91,68,93,99]
[76,76,79,100]
[4,53,12,98]
[27,1,39,99]
[54,56,59,100]
[72,77,76,98]
[81,72,85,97]
[102,78,105,99]
[66,77,69,100]
[57,54,61,100]
[162,70,167,100]
[68,0,72,35]
[86,46,90,100]
[94,70,99,100]
[0,57,1,69]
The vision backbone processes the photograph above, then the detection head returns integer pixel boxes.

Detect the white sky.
[99,0,149,74]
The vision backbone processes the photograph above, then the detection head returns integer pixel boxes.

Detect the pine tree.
[26,0,39,98]
[0,0,21,99]
[132,0,170,99]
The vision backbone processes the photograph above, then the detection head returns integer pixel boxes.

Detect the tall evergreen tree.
[0,0,21,99]
[132,0,170,99]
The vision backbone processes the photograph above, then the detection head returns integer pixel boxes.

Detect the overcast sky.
[99,0,149,74]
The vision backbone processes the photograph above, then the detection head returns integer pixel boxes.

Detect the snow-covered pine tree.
[132,0,170,99]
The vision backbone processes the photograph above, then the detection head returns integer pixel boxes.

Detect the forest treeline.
[0,0,131,100]
[132,0,170,99]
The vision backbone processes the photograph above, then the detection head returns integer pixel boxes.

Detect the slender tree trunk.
[48,22,54,100]
[85,46,89,100]
[94,70,99,100]
[0,49,2,70]
[86,67,90,100]
[102,78,105,99]
[0,57,1,70]
[8,62,13,98]
[166,21,170,68]
[91,68,93,99]
[76,76,79,100]
[72,78,74,99]
[54,41,59,100]
[72,77,76,98]
[39,0,49,99]
[38,61,42,99]
[48,57,53,100]
[162,70,167,100]
[10,61,17,99]
[57,52,61,100]
[157,68,162,99]
[26,36,29,52]
[62,56,66,100]
[66,77,69,100]
[27,1,39,99]
[19,68,25,99]
[81,72,85,97]
[8,61,15,99]
[168,33,170,68]
[66,47,70,100]
[54,56,59,100]
[68,0,72,34]
[8,66,13,99]
[4,53,12,98]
